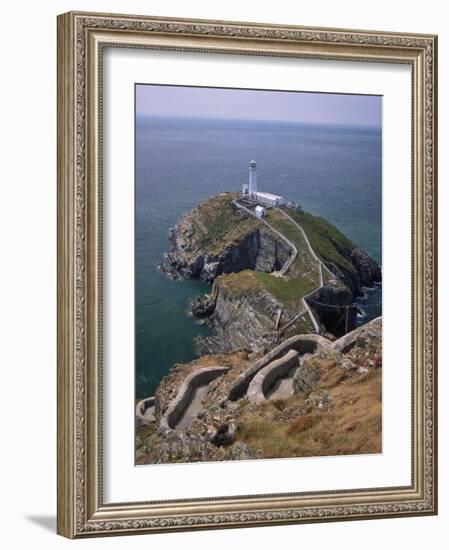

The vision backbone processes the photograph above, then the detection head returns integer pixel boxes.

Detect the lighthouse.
[249,160,257,198]
[240,159,287,208]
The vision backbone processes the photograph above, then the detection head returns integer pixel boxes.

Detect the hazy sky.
[136,84,382,128]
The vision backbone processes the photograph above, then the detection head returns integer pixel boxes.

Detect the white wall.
[0,0,446,548]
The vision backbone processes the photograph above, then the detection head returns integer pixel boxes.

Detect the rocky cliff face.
[162,222,290,283]
[306,285,355,337]
[195,279,285,354]
[350,247,382,289]
[317,244,381,298]
[161,194,381,352]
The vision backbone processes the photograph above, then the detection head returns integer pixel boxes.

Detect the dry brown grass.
[286,414,320,435]
[216,270,262,295]
[237,367,382,459]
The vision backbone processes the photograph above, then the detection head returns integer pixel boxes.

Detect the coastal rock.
[326,246,381,297]
[191,294,216,317]
[162,193,382,351]
[163,226,290,283]
[206,421,237,447]
[254,229,290,272]
[161,194,290,283]
[333,316,382,354]
[350,247,382,288]
[196,279,284,354]
[200,260,220,280]
[292,359,321,395]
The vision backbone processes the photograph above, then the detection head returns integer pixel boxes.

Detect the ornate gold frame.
[57,11,438,538]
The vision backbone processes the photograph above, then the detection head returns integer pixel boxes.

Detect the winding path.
[136,396,156,427]
[264,365,297,399]
[137,202,376,431]
[159,366,230,432]
[276,209,335,281]
[276,209,341,334]
[175,385,209,430]
[233,199,330,334]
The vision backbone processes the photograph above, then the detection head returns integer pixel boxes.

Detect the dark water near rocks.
[136,116,382,399]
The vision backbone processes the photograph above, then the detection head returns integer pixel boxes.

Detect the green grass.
[216,270,262,295]
[265,210,306,244]
[217,269,316,306]
[188,196,362,306]
[287,209,357,275]
[254,272,316,303]
[264,209,320,277]
[192,193,257,252]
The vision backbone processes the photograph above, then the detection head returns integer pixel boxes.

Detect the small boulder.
[200,261,220,281]
[207,422,237,447]
[226,441,258,460]
[293,359,320,395]
[191,294,216,317]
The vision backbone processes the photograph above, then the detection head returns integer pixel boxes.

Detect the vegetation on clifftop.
[164,192,381,351]
[253,271,316,303]
[196,196,360,299]
[199,195,324,308]
[188,192,257,252]
[288,209,357,276]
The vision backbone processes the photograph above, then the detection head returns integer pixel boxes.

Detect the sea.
[136,116,382,399]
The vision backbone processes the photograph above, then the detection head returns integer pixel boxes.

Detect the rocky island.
[162,192,380,349]
[136,192,382,464]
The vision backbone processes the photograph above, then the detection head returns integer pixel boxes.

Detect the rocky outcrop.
[136,429,258,464]
[206,421,238,447]
[333,315,382,353]
[320,244,381,298]
[160,194,381,362]
[350,247,382,288]
[292,359,321,395]
[161,205,290,283]
[191,292,217,317]
[195,280,285,355]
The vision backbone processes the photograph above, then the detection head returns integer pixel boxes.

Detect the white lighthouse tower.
[249,160,257,198]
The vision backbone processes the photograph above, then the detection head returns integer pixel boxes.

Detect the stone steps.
[159,366,230,432]
[246,349,300,403]
[246,349,319,403]
[227,333,330,401]
[136,396,156,427]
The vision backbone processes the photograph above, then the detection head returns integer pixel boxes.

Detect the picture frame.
[57,11,438,538]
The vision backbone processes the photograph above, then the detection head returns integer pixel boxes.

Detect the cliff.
[162,193,291,282]
[161,193,381,351]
